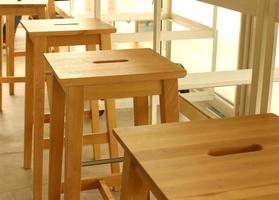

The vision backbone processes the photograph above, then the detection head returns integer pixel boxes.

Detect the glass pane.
[171,39,213,73]
[171,1,213,73]
[101,0,153,14]
[215,8,240,104]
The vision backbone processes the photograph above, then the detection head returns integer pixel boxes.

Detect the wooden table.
[0,0,47,111]
[114,113,279,199]
[20,17,116,200]
[45,48,186,200]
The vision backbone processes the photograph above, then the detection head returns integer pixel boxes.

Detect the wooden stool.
[0,0,47,111]
[20,18,116,200]
[45,48,186,200]
[114,114,279,200]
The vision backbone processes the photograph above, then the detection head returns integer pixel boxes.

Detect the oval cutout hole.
[93,59,129,64]
[54,23,79,26]
[208,144,263,157]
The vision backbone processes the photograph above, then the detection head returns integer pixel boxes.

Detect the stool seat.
[21,18,116,36]
[45,48,185,86]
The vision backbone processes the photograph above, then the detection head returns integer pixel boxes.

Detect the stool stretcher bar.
[82,157,124,167]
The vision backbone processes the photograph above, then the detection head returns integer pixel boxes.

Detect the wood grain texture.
[120,152,149,200]
[104,99,120,174]
[22,16,115,200]
[23,34,34,169]
[64,86,84,200]
[133,96,149,125]
[47,47,185,198]
[48,77,65,200]
[45,48,186,86]
[114,114,279,200]
[160,79,179,123]
[32,37,47,200]
[6,16,15,95]
[21,18,116,37]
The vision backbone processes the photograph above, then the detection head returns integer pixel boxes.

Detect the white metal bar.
[180,90,214,102]
[249,0,277,114]
[211,6,218,72]
[150,0,162,124]
[153,0,161,52]
[101,13,169,21]
[179,69,252,90]
[163,0,172,59]
[171,13,212,31]
[161,30,214,40]
[179,68,279,90]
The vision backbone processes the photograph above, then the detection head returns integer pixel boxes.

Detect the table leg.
[120,151,149,200]
[23,34,34,169]
[48,77,65,200]
[6,16,15,95]
[64,86,84,200]
[160,79,179,123]
[32,37,47,200]
[133,96,149,125]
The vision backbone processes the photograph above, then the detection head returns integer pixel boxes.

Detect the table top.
[20,18,116,37]
[45,48,187,87]
[0,0,47,6]
[114,114,279,200]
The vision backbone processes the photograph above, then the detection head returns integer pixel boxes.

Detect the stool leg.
[33,37,47,200]
[48,77,65,200]
[90,100,101,160]
[104,99,120,174]
[23,34,34,169]
[99,36,120,174]
[85,44,101,160]
[120,152,149,200]
[46,47,60,114]
[160,79,179,123]
[46,71,53,112]
[6,16,15,95]
[64,86,84,200]
[0,16,2,111]
[133,96,149,125]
